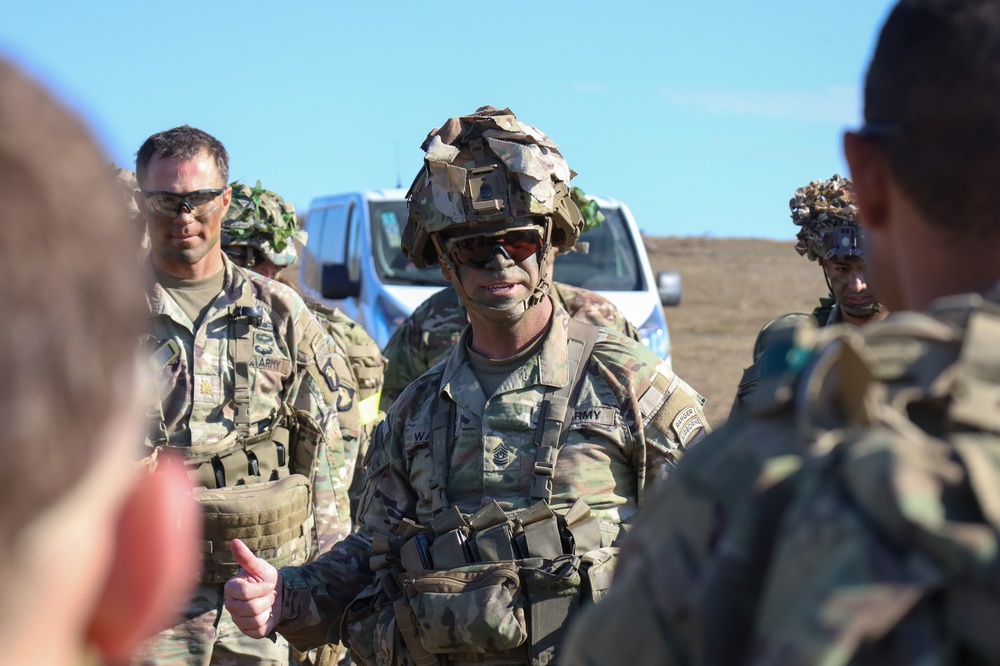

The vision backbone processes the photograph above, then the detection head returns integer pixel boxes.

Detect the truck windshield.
[369,201,643,291]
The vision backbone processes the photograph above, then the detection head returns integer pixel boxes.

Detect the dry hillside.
[644,237,829,427]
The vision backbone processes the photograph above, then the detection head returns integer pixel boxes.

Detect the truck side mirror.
[657,270,682,307]
[321,263,360,300]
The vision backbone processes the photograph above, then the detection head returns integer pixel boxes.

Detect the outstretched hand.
[224,539,284,639]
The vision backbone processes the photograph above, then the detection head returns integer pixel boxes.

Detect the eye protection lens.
[143,188,225,217]
[445,226,545,268]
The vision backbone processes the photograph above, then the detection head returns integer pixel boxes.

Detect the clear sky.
[2,1,897,240]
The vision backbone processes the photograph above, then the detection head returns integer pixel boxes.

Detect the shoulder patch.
[673,406,705,446]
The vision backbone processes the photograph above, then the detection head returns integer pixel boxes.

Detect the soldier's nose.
[484,246,515,269]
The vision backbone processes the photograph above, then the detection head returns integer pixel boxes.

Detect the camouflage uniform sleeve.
[293,309,352,550]
[276,412,418,651]
[324,328,363,530]
[592,331,710,488]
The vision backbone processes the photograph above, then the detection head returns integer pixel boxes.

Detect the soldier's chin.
[842,301,880,319]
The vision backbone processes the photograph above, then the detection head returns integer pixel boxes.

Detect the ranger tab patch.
[672,405,705,445]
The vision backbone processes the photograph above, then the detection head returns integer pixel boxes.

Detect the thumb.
[230,538,275,582]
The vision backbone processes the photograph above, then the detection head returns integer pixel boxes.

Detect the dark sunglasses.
[142,188,225,217]
[444,225,545,268]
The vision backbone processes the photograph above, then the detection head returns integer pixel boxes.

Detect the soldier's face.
[441,225,546,313]
[139,150,231,274]
[823,256,879,317]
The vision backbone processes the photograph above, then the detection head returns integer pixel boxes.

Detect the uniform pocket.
[401,562,527,654]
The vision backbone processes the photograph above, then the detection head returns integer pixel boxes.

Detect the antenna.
[395,142,401,188]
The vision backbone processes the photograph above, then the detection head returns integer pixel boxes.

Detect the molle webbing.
[227,286,263,437]
[394,497,606,572]
[198,472,314,583]
[427,317,600,513]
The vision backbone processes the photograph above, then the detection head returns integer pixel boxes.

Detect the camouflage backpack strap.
[529,317,601,502]
[227,284,264,438]
[947,301,1000,433]
[811,295,838,327]
[428,394,456,515]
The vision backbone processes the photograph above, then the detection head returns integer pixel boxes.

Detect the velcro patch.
[250,357,292,374]
[673,406,705,445]
[572,406,617,427]
[404,425,432,448]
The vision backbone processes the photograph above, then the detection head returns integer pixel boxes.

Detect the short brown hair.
[0,60,144,550]
[135,124,229,188]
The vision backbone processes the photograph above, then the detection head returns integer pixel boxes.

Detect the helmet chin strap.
[822,269,883,320]
[436,223,554,323]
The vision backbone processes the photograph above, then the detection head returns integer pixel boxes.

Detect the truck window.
[552,206,643,291]
[316,203,349,265]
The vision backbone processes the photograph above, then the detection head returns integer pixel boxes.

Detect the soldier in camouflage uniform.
[562,1,1000,663]
[224,107,710,666]
[133,126,349,666]
[381,260,643,412]
[222,179,386,523]
[222,180,386,666]
[732,174,887,408]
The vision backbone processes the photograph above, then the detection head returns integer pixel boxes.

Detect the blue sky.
[2,1,896,239]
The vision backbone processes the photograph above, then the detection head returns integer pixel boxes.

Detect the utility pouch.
[520,555,582,666]
[398,562,528,655]
[580,547,619,604]
[430,528,471,569]
[343,581,415,666]
[197,473,313,583]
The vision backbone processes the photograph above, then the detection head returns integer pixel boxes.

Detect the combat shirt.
[380,281,644,411]
[145,255,351,548]
[275,302,709,653]
[562,283,1000,665]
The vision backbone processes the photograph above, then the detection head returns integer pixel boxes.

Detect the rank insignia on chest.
[493,442,511,466]
[200,380,214,397]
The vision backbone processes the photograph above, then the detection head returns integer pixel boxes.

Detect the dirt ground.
[644,236,829,427]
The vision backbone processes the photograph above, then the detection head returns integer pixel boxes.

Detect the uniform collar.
[438,298,572,400]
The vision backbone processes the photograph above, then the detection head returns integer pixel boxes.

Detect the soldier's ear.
[844,131,891,233]
[86,459,201,662]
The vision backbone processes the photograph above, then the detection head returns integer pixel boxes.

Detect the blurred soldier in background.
[732,174,887,408]
[0,59,199,665]
[222,179,385,515]
[114,163,151,258]
[380,193,642,412]
[563,1,1000,663]
[224,106,709,666]
[134,127,349,665]
[222,180,386,666]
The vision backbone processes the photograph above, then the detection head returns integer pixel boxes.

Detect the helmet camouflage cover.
[222,180,306,268]
[402,106,583,268]
[791,174,864,263]
[113,164,150,254]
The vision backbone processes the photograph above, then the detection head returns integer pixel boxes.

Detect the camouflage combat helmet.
[401,107,583,322]
[222,180,306,269]
[113,164,149,256]
[791,174,864,262]
[113,165,141,221]
[402,106,583,269]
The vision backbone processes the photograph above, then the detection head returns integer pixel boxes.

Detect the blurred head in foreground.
[0,59,199,665]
